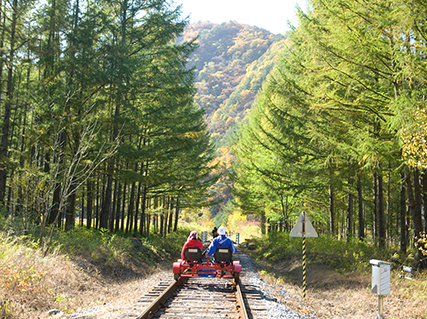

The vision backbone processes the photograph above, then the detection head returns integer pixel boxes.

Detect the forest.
[0,0,217,253]
[2,0,427,317]
[1,0,427,261]
[231,0,427,261]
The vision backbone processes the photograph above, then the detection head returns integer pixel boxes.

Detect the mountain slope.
[180,21,287,217]
[182,21,287,146]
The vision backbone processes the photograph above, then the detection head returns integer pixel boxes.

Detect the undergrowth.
[246,232,427,319]
[0,218,191,318]
[249,231,412,272]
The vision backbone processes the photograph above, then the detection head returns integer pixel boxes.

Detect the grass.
[1,219,426,319]
[0,220,190,318]
[249,232,392,271]
[246,232,427,319]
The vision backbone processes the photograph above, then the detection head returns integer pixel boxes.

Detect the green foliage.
[50,226,191,265]
[231,0,427,245]
[147,229,189,259]
[54,227,134,266]
[0,0,218,241]
[250,232,388,272]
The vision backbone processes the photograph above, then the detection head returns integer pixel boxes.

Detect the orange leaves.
[0,267,46,294]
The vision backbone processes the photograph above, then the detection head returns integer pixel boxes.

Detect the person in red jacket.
[181,231,204,260]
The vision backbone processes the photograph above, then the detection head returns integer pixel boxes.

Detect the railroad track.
[119,276,269,319]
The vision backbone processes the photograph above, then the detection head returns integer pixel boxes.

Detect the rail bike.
[173,246,241,282]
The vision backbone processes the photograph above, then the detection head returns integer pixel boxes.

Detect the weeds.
[0,223,193,318]
[246,231,427,319]
[0,297,14,319]
[250,232,393,272]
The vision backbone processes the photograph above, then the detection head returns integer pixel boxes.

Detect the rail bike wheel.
[233,271,240,283]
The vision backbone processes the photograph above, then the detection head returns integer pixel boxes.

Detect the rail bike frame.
[173,247,241,281]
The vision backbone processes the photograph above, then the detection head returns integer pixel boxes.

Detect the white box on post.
[370,259,391,295]
[370,259,392,319]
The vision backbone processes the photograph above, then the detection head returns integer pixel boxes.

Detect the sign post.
[201,231,207,243]
[370,259,392,319]
[289,211,318,299]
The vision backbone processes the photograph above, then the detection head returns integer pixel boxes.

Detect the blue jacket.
[206,235,238,256]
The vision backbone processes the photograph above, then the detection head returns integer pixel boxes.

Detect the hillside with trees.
[182,21,286,146]
[180,22,287,220]
[2,0,427,318]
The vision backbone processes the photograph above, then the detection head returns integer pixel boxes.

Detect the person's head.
[218,226,226,236]
[188,231,197,240]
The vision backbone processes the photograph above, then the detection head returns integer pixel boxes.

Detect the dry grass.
[0,234,160,319]
[1,227,426,319]
[254,254,427,319]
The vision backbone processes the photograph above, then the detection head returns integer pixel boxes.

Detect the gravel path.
[59,252,317,319]
[236,253,317,319]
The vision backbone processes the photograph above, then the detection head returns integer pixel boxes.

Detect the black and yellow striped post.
[289,210,317,300]
[302,212,307,299]
[302,233,307,298]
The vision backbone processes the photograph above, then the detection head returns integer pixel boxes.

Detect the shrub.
[250,232,390,272]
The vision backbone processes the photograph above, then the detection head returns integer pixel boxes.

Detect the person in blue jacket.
[206,226,237,258]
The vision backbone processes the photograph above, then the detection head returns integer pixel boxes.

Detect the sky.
[171,0,308,35]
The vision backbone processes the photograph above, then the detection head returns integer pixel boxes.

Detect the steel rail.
[235,280,249,319]
[136,278,183,319]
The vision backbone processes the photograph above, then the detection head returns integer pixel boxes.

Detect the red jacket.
[181,238,204,260]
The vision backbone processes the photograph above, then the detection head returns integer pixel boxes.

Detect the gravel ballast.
[62,252,317,319]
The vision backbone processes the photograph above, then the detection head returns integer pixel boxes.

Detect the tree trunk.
[0,2,6,99]
[160,197,164,237]
[112,179,119,232]
[146,197,151,237]
[373,172,378,243]
[400,171,407,254]
[405,168,423,267]
[405,169,423,236]
[153,197,158,234]
[95,178,99,229]
[378,165,385,249]
[139,186,147,235]
[173,197,179,232]
[346,177,353,242]
[423,171,427,234]
[100,174,112,229]
[357,173,364,240]
[126,181,136,233]
[120,183,127,232]
[65,184,76,230]
[414,168,422,233]
[80,186,85,227]
[134,180,142,234]
[86,179,93,229]
[386,168,391,245]
[167,196,173,234]
[0,0,18,206]
[115,181,122,232]
[329,184,335,235]
[260,211,266,235]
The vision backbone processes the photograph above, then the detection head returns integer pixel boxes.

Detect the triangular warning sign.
[289,211,318,238]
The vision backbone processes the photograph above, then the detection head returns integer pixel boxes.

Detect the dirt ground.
[7,249,426,319]
[255,256,427,319]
